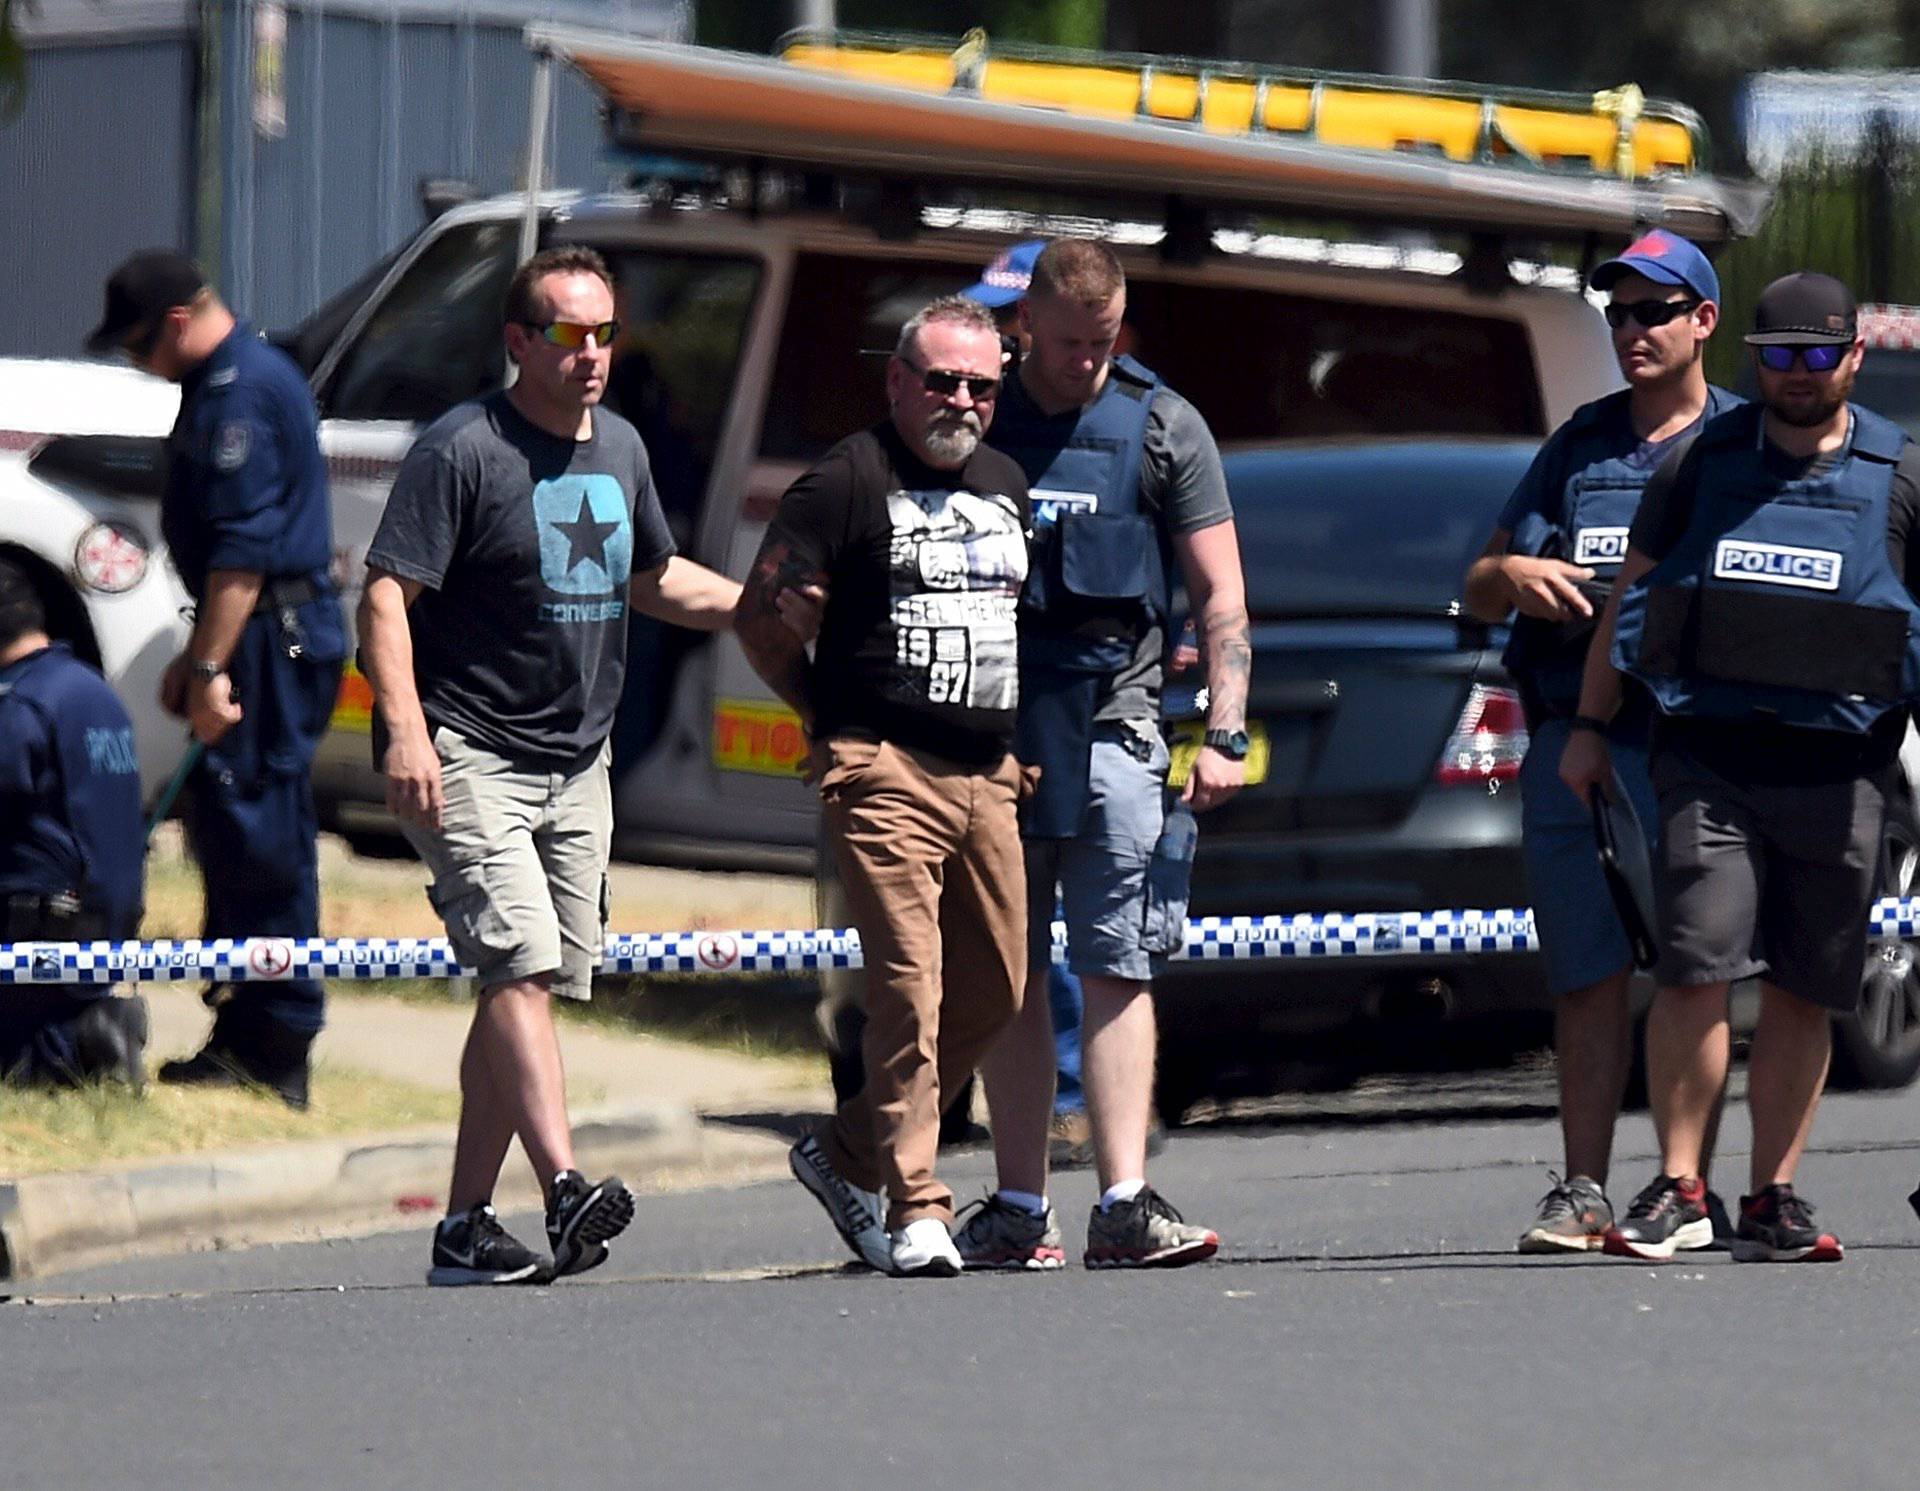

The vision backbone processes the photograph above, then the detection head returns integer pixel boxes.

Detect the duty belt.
[250,576,328,615]
[2,890,105,940]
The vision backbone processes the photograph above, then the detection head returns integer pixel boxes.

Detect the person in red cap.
[1465,228,1738,1254]
[1563,270,1920,1263]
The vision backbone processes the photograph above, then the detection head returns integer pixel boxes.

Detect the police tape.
[5,898,1920,985]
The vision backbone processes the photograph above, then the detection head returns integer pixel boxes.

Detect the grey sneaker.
[1084,1186,1218,1269]
[789,1133,890,1271]
[1517,1172,1613,1254]
[953,1194,1067,1271]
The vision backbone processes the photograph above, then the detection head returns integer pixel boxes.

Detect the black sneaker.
[427,1204,546,1286]
[1602,1174,1713,1261]
[157,1014,311,1110]
[72,996,150,1088]
[546,1170,636,1278]
[1734,1183,1843,1263]
[1084,1186,1219,1269]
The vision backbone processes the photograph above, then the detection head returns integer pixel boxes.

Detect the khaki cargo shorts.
[400,725,612,1001]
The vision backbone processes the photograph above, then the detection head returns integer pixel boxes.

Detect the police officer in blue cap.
[0,557,149,1086]
[1564,270,1920,1264]
[87,250,346,1108]
[1465,228,1739,1254]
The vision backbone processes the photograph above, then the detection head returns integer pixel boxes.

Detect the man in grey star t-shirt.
[358,247,740,1287]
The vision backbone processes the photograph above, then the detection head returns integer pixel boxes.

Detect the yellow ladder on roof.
[778,29,1702,183]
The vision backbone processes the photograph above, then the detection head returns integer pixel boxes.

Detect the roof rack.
[779,28,1709,182]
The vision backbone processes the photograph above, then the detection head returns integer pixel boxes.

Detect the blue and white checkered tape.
[4,900,1918,985]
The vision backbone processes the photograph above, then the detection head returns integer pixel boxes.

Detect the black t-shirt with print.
[769,422,1031,766]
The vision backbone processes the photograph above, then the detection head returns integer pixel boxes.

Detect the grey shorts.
[1025,721,1196,984]
[399,725,612,1001]
[1651,747,1891,1013]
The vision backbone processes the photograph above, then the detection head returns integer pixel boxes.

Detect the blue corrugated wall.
[0,1,683,357]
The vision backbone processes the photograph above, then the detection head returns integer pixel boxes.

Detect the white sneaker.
[789,1134,890,1270]
[890,1217,962,1278]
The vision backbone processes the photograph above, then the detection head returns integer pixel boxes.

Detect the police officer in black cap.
[87,250,346,1108]
[1563,270,1920,1265]
[0,557,149,1086]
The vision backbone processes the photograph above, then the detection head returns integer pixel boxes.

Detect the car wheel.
[1831,792,1920,1090]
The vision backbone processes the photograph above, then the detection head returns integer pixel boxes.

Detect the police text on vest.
[1711,540,1843,592]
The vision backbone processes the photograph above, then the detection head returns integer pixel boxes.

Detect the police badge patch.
[213,420,251,472]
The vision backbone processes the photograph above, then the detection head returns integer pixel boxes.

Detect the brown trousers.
[816,736,1027,1228]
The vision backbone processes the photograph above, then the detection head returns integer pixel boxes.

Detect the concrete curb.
[0,1102,779,1281]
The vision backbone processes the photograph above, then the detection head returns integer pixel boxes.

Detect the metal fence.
[1,0,686,357]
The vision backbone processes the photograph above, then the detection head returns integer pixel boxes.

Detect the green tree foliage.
[698,0,1103,52]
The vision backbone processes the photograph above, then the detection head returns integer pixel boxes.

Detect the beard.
[918,413,982,465]
[1765,360,1855,428]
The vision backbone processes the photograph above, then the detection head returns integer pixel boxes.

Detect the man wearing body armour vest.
[1563,272,1920,1264]
[954,239,1250,1270]
[1464,230,1740,1254]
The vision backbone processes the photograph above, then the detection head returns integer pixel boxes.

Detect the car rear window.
[1226,441,1537,617]
[759,251,1547,463]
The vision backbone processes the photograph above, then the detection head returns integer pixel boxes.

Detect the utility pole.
[1378,0,1437,78]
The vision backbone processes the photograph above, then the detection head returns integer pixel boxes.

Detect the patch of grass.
[585,974,827,1060]
[0,1066,460,1179]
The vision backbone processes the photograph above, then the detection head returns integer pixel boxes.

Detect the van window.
[323,221,519,423]
[599,250,761,543]
[759,254,974,461]
[760,250,1543,459]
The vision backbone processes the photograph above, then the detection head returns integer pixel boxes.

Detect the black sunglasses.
[902,360,1000,401]
[1756,343,1847,374]
[1604,298,1700,330]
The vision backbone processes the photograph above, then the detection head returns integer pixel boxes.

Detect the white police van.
[0,27,1762,866]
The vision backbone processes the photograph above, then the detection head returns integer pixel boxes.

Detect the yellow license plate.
[1167,721,1269,788]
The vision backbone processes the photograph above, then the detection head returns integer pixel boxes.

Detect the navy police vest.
[1503,386,1740,720]
[988,354,1170,836]
[1614,402,1920,734]
[987,354,1172,673]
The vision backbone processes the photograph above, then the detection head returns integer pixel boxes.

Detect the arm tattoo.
[735,538,821,730]
[1201,607,1252,733]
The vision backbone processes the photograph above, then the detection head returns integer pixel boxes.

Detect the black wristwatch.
[1569,714,1611,736]
[1203,728,1251,761]
[189,659,226,683]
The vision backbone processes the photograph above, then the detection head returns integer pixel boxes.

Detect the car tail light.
[1434,684,1528,786]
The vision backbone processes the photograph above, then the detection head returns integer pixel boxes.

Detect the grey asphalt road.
[8,1076,1920,1491]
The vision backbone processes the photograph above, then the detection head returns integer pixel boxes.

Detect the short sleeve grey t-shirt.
[365,392,674,768]
[1097,385,1234,723]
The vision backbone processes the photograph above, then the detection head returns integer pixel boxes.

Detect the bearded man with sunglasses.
[85,251,347,1107]
[1562,271,1920,1264]
[736,294,1032,1278]
[359,246,740,1284]
[1465,229,1739,1254]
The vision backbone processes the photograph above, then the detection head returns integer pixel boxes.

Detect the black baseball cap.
[85,250,206,355]
[1745,271,1858,347]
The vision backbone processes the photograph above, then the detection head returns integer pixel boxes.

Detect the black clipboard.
[1590,783,1658,971]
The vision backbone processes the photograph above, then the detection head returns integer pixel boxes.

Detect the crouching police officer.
[0,558,149,1087]
[1564,271,1920,1264]
[87,251,346,1109]
[1465,229,1739,1253]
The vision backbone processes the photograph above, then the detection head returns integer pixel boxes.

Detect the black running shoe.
[1734,1184,1843,1263]
[427,1204,546,1286]
[1084,1186,1219,1269]
[1602,1174,1712,1261]
[546,1170,636,1278]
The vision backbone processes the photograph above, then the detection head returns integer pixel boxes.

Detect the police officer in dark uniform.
[1464,230,1740,1254]
[1564,271,1920,1264]
[953,239,1250,1271]
[86,250,346,1108]
[0,557,149,1086]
